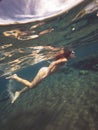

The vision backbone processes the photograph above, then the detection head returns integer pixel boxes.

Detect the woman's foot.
[6,74,18,79]
[11,91,20,103]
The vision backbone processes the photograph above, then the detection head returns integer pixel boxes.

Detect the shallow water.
[0,1,98,130]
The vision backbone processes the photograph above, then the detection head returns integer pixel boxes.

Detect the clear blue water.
[0,1,98,130]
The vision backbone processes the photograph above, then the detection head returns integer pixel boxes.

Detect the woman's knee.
[25,82,32,88]
[28,83,33,88]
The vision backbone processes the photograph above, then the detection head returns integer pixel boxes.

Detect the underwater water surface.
[0,1,98,130]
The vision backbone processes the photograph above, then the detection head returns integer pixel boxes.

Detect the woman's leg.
[6,74,32,88]
[7,67,49,103]
[11,87,29,103]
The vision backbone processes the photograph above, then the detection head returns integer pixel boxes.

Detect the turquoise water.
[0,2,98,130]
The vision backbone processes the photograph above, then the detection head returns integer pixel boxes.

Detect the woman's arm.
[53,58,67,65]
[47,58,67,74]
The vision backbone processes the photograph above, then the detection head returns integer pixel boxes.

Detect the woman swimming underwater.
[6,46,75,103]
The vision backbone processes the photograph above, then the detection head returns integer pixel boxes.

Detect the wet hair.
[55,47,74,60]
[63,47,74,58]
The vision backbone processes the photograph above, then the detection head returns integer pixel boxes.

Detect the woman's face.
[70,51,75,58]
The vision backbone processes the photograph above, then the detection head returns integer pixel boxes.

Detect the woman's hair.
[54,47,74,60]
[64,47,74,58]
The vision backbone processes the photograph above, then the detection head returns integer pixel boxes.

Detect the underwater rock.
[79,70,89,75]
[61,67,74,74]
[92,64,98,70]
